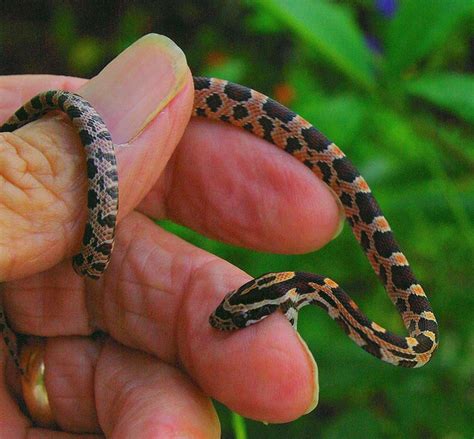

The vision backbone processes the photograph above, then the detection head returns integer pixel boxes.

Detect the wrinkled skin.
[0,35,340,437]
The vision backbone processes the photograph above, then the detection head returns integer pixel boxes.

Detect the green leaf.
[244,8,282,33]
[405,74,474,124]
[116,6,150,52]
[386,0,473,76]
[231,412,248,439]
[68,37,105,75]
[322,409,387,439]
[201,58,247,83]
[253,0,374,89]
[52,4,77,51]
[297,93,366,146]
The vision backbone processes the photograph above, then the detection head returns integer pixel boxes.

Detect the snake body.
[0,77,438,370]
[0,90,118,368]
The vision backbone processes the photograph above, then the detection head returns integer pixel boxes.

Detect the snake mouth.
[209,309,239,331]
[208,313,220,329]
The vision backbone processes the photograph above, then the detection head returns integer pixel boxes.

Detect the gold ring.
[20,338,56,428]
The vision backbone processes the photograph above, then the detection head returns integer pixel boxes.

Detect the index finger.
[5,211,318,423]
[1,64,342,259]
[139,97,343,254]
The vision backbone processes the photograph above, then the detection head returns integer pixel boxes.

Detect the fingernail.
[329,188,346,240]
[79,34,188,144]
[295,332,319,414]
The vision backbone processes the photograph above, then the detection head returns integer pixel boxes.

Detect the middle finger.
[6,211,317,422]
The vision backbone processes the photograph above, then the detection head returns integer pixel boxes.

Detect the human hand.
[0,34,342,437]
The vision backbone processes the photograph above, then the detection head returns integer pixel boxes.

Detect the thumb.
[0,34,193,281]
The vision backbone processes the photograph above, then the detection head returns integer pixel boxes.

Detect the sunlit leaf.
[406,74,474,124]
[386,0,473,75]
[253,0,374,89]
[68,37,104,75]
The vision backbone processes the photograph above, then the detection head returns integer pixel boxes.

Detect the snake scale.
[0,76,438,372]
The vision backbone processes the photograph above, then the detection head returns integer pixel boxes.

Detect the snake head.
[209,273,287,331]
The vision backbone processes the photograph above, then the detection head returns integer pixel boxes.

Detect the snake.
[0,77,438,372]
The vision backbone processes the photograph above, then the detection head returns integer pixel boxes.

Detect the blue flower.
[375,0,398,18]
[365,35,383,54]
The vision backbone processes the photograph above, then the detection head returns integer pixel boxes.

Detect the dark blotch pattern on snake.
[0,91,118,370]
[0,78,438,372]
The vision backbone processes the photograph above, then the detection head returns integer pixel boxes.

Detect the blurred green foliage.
[1,1,473,437]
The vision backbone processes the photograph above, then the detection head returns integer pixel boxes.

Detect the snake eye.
[232,311,250,328]
[258,304,278,318]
